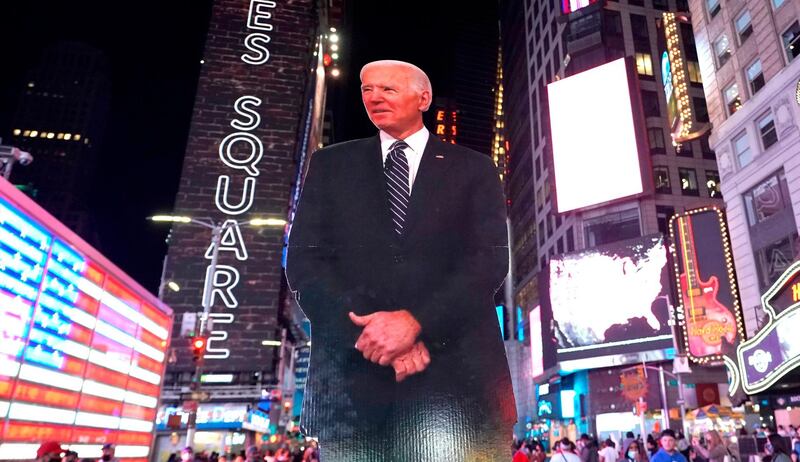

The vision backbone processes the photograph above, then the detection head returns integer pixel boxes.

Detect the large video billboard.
[0,178,172,461]
[548,58,647,213]
[548,234,674,370]
[669,207,744,364]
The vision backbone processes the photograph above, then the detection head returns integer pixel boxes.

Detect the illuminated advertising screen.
[530,306,544,378]
[548,58,646,213]
[548,234,673,369]
[669,208,743,364]
[0,178,172,461]
[562,0,600,14]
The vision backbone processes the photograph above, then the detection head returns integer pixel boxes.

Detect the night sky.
[0,1,498,294]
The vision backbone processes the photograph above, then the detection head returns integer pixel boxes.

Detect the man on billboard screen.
[287,60,516,461]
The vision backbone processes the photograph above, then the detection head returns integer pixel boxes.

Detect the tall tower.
[8,41,110,239]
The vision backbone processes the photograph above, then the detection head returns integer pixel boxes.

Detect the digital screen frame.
[547,234,674,367]
[547,57,651,214]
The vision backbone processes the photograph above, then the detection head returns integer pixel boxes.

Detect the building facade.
[502,0,731,439]
[688,0,800,336]
[7,41,110,240]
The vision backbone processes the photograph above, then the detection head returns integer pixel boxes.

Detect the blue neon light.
[51,239,86,273]
[0,199,51,249]
[496,306,504,339]
[24,342,65,369]
[516,306,524,341]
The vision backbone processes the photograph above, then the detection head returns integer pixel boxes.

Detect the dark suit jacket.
[286,134,516,440]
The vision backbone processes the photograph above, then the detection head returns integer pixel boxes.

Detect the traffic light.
[191,336,207,362]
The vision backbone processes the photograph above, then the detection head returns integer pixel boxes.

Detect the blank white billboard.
[547,58,644,213]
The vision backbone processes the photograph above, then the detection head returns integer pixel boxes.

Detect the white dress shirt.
[379,127,430,192]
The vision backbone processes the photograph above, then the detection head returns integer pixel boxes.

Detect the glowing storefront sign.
[734,260,800,394]
[669,207,744,364]
[0,178,172,460]
[662,12,700,144]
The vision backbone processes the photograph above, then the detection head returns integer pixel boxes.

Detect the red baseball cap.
[36,442,65,459]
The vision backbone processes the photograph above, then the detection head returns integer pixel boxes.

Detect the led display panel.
[548,234,673,367]
[0,178,172,462]
[669,208,744,364]
[548,58,645,213]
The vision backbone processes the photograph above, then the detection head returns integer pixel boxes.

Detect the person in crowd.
[100,444,119,462]
[513,440,531,462]
[693,430,729,462]
[274,447,290,462]
[647,435,659,457]
[244,446,260,462]
[232,454,244,462]
[779,426,789,437]
[556,438,583,462]
[768,433,793,462]
[530,441,547,462]
[579,434,600,462]
[37,442,65,462]
[651,430,689,462]
[621,432,636,459]
[624,441,647,462]
[600,439,618,462]
[180,447,198,462]
[302,442,320,462]
[62,450,78,462]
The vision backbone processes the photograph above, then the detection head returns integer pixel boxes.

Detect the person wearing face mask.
[624,441,647,462]
[36,442,65,462]
[100,444,119,462]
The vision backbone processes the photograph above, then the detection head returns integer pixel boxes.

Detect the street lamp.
[148,214,287,446]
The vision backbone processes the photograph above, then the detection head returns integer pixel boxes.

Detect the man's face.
[661,436,676,452]
[181,451,193,462]
[361,65,430,138]
[102,447,114,461]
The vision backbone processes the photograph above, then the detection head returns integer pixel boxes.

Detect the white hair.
[360,60,433,111]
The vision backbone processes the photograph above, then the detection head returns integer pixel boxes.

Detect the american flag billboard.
[0,177,172,462]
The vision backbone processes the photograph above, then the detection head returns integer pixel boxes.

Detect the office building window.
[648,128,666,154]
[733,131,752,168]
[654,167,672,194]
[782,22,800,62]
[629,0,645,7]
[604,10,624,36]
[679,168,699,196]
[676,0,689,10]
[706,170,722,198]
[714,34,732,67]
[706,0,721,17]
[653,0,668,10]
[641,90,660,117]
[538,220,545,246]
[745,172,788,225]
[677,141,694,158]
[546,213,553,238]
[746,60,765,95]
[687,61,703,84]
[631,15,651,52]
[584,209,641,247]
[635,52,654,77]
[773,0,787,9]
[566,227,575,252]
[556,214,562,228]
[557,237,564,254]
[723,83,741,116]
[758,112,778,150]
[756,234,799,290]
[735,10,753,44]
[701,136,715,160]
[656,206,675,236]
[694,97,709,122]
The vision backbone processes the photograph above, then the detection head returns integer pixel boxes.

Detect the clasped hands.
[348,310,430,382]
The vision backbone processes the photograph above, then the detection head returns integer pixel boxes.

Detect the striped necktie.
[384,140,410,236]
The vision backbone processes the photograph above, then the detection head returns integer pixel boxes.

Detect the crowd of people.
[512,427,800,462]
[165,443,319,462]
[34,442,120,462]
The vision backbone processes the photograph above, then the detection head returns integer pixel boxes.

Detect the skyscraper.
[8,41,110,240]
